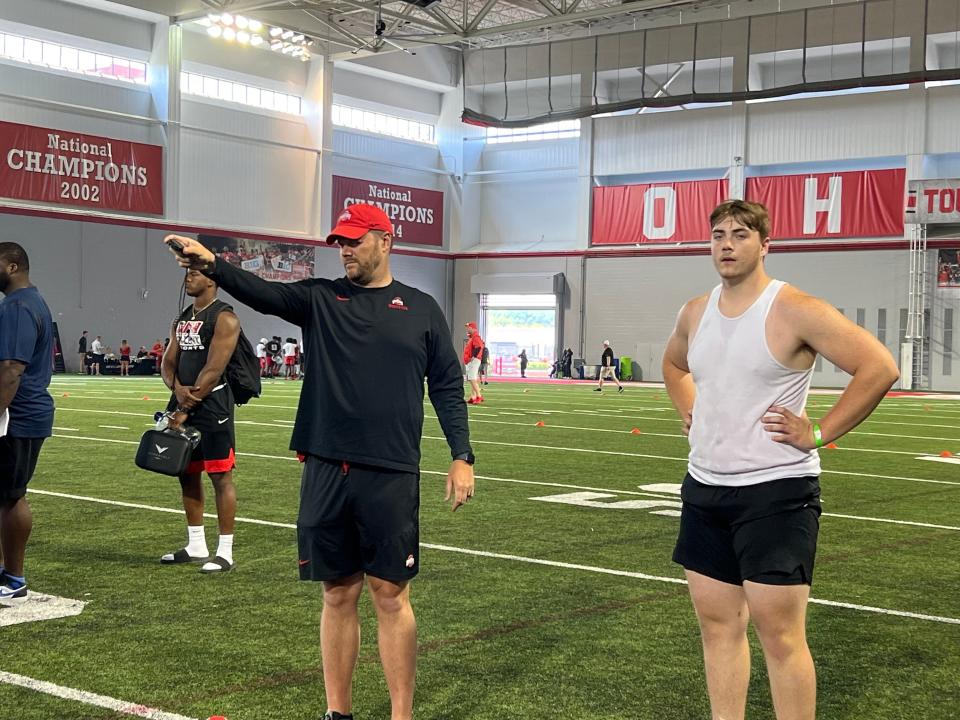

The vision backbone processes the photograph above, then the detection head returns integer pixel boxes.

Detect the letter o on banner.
[642,186,677,240]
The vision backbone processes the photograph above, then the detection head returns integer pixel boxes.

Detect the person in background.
[595,340,624,393]
[0,242,55,602]
[463,322,484,404]
[518,349,528,379]
[256,337,268,377]
[89,335,104,376]
[150,339,164,374]
[119,339,132,377]
[77,330,88,374]
[479,345,490,386]
[283,337,298,379]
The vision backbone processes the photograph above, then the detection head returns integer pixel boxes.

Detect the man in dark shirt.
[77,330,88,374]
[160,269,241,573]
[163,203,474,720]
[0,242,54,602]
[595,340,624,393]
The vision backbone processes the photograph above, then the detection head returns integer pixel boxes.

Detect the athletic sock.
[216,534,234,564]
[186,525,208,557]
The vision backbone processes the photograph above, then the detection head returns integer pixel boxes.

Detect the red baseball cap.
[326,203,394,243]
[465,322,478,331]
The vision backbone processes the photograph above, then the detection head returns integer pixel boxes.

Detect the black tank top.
[167,298,235,430]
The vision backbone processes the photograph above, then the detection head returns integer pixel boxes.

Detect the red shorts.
[285,357,296,366]
[259,358,267,369]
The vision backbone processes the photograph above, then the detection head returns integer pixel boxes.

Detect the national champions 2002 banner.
[0,120,163,215]
[332,175,444,247]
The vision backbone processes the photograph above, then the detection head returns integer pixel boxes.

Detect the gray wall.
[450,248,952,389]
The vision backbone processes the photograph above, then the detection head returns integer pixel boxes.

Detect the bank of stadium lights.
[201,14,311,60]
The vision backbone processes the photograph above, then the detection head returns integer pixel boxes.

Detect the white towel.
[0,409,8,438]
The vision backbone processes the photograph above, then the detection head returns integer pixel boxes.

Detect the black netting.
[462,0,960,128]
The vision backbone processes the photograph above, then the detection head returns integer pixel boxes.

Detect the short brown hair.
[710,200,770,240]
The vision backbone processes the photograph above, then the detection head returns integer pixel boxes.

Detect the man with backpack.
[159,268,242,573]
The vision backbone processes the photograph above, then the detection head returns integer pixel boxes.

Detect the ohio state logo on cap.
[338,210,352,223]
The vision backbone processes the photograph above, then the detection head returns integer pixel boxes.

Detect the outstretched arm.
[164,235,312,326]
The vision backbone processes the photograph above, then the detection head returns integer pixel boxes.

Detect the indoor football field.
[2,377,959,720]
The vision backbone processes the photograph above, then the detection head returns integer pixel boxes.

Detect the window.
[877,308,887,346]
[944,308,953,377]
[331,103,436,144]
[0,30,146,84]
[486,119,580,144]
[180,70,302,115]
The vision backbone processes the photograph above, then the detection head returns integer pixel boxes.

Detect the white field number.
[530,491,682,517]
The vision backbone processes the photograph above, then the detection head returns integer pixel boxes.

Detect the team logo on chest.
[389,296,408,311]
[177,320,206,350]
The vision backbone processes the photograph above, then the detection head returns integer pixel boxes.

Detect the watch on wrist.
[454,451,475,465]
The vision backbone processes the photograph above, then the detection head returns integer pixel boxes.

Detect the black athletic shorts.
[184,429,236,476]
[672,473,822,586]
[0,436,45,502]
[297,455,420,583]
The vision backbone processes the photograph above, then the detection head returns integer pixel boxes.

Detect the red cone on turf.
[940,450,952,458]
[630,428,641,435]
[535,421,545,427]
[142,396,150,400]
[207,716,228,720]
[62,393,69,397]
[827,442,838,449]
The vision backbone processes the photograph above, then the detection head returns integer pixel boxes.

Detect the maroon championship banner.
[0,121,163,215]
[331,175,444,247]
[746,169,905,239]
[592,179,729,244]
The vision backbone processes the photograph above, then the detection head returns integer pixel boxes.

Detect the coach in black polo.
[163,203,473,720]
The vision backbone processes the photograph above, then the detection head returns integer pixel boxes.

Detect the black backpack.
[225,328,261,406]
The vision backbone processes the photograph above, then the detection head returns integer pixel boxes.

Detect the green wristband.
[812,423,824,448]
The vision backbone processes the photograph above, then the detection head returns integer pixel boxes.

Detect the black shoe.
[323,713,353,720]
[618,387,624,394]
[594,388,602,392]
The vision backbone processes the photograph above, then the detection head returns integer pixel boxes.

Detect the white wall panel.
[477,176,578,249]
[747,91,915,165]
[594,105,740,176]
[0,0,154,52]
[179,128,316,236]
[479,139,578,172]
[926,87,960,155]
[181,100,310,147]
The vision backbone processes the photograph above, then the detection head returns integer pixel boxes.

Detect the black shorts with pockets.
[672,473,822,586]
[297,455,420,583]
[0,436,45,502]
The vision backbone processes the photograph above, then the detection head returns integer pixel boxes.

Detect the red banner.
[0,121,163,215]
[332,175,444,247]
[746,169,904,239]
[591,179,729,244]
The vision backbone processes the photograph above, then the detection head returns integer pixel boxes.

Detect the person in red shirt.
[463,322,484,404]
[150,339,164,373]
[119,339,132,377]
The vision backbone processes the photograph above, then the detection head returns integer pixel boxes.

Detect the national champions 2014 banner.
[0,120,164,215]
[332,175,444,247]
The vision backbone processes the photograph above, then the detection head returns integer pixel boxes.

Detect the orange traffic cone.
[940,450,952,458]
[630,428,641,435]
[535,421,545,427]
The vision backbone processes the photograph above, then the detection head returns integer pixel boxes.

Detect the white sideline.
[0,671,198,720]
[25,486,960,626]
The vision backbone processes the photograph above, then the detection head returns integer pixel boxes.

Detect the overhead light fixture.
[237,30,250,44]
[220,13,234,26]
[291,34,304,43]
[282,29,294,39]
[271,41,283,50]
[235,15,249,29]
[281,44,293,53]
[249,20,263,32]
[269,26,283,37]
[207,13,220,23]
[207,25,223,38]
[251,35,264,46]
[222,26,236,41]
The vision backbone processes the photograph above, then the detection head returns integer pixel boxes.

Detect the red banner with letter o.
[0,121,163,215]
[591,179,729,245]
[332,175,444,247]
[746,169,904,239]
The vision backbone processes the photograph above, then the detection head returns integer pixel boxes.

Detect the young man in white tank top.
[662,200,899,720]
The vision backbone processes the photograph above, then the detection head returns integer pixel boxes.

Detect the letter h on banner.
[803,176,842,235]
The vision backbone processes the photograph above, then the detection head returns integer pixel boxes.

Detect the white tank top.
[687,280,821,487]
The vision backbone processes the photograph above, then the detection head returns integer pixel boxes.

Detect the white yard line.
[23,487,960,626]
[0,671,197,720]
